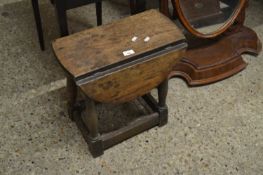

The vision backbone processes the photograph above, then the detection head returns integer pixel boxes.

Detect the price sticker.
[123,49,135,56]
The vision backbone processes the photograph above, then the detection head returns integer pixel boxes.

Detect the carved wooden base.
[70,79,169,158]
[170,26,262,86]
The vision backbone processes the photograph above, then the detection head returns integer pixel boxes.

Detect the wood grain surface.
[78,47,185,103]
[171,26,261,85]
[52,9,185,78]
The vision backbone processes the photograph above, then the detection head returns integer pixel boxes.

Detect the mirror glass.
[179,0,240,34]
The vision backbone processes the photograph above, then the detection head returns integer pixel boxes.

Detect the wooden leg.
[67,76,77,121]
[96,1,102,26]
[31,0,45,50]
[54,1,69,36]
[137,0,146,13]
[130,0,146,15]
[159,0,170,17]
[81,97,103,157]
[157,79,168,126]
[130,0,136,14]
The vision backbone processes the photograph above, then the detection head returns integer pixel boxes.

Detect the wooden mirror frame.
[161,0,261,86]
[174,0,247,38]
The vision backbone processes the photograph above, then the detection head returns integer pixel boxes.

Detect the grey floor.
[0,0,262,174]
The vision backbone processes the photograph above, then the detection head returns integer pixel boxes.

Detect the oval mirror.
[174,0,246,38]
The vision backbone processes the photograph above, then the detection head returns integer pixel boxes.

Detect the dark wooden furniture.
[129,0,170,17]
[52,10,187,157]
[159,0,170,17]
[31,0,45,50]
[130,0,146,14]
[31,0,151,50]
[162,0,262,86]
[31,0,102,50]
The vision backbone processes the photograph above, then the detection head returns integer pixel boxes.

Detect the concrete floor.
[0,0,262,174]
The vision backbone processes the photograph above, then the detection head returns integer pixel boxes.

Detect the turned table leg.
[157,79,168,126]
[66,76,77,120]
[31,0,45,50]
[81,97,103,157]
[54,0,69,36]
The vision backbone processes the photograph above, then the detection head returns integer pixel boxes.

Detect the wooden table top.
[52,9,185,78]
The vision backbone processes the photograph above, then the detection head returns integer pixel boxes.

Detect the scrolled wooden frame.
[173,0,247,38]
